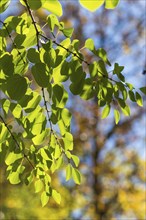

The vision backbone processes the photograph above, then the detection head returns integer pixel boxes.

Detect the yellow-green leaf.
[42,0,62,17]
[79,0,104,11]
[41,191,49,207]
[101,104,110,119]
[72,167,81,185]
[66,164,72,181]
[52,189,61,204]
[136,92,143,107]
[105,0,120,9]
[114,109,120,124]
[35,179,44,193]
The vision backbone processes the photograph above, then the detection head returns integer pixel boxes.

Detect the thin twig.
[0,20,26,66]
[0,115,35,169]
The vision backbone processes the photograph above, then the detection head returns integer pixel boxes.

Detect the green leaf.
[8,164,25,184]
[47,14,60,32]
[54,145,61,159]
[113,63,124,75]
[0,53,14,76]
[35,179,44,193]
[10,103,22,119]
[52,189,61,204]
[0,123,9,144]
[8,171,20,184]
[66,164,72,181]
[62,28,74,38]
[79,0,104,11]
[105,0,120,9]
[27,48,40,63]
[27,0,42,10]
[140,87,146,95]
[31,63,50,88]
[40,148,52,160]
[42,0,63,17]
[114,109,120,124]
[95,48,111,66]
[63,132,73,151]
[81,78,94,100]
[85,38,95,51]
[6,75,27,100]
[72,167,81,185]
[32,129,50,145]
[101,104,110,119]
[128,90,136,102]
[71,155,80,167]
[41,191,49,207]
[121,104,131,116]
[52,84,68,108]
[0,0,11,13]
[136,92,143,107]
[5,152,23,165]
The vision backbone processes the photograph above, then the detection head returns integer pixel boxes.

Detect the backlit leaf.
[5,152,23,165]
[66,164,72,181]
[105,0,120,9]
[41,191,49,207]
[35,179,44,193]
[79,0,104,11]
[52,189,61,204]
[42,0,63,17]
[0,0,11,13]
[136,92,143,107]
[101,104,110,119]
[114,109,120,124]
[72,167,81,185]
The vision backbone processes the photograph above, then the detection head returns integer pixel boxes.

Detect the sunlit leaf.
[0,0,11,13]
[66,164,72,181]
[114,109,120,124]
[42,0,63,17]
[136,92,143,107]
[52,189,61,204]
[35,179,44,193]
[41,191,49,207]
[72,167,81,185]
[5,152,23,165]
[79,0,104,11]
[105,0,120,9]
[101,104,110,119]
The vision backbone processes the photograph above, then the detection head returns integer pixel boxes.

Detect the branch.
[0,20,26,66]
[23,0,40,51]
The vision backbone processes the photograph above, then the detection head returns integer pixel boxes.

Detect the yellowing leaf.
[79,0,104,11]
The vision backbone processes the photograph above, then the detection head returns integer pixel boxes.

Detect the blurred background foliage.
[0,0,145,219]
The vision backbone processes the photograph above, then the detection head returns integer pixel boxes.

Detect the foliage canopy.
[0,0,145,206]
